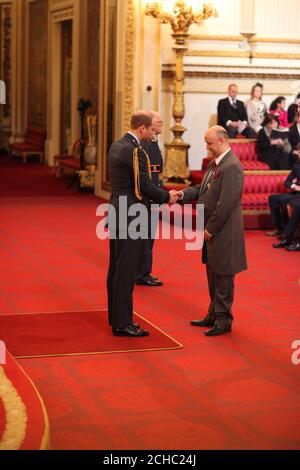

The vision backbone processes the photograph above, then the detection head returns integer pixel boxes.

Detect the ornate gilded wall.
[86,0,100,115]
[27,0,48,128]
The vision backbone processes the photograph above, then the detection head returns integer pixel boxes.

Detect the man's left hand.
[204,229,213,242]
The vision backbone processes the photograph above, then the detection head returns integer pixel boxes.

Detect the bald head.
[204,126,230,158]
[205,125,229,140]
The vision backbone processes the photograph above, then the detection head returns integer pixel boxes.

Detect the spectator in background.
[257,114,291,170]
[245,83,267,134]
[288,111,300,167]
[217,84,256,138]
[269,96,289,128]
[266,142,300,238]
[273,195,300,251]
[287,93,300,125]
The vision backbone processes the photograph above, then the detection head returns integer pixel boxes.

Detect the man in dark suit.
[267,144,300,239]
[288,111,300,166]
[136,111,164,287]
[175,126,247,336]
[218,84,255,138]
[107,111,176,337]
[284,197,300,251]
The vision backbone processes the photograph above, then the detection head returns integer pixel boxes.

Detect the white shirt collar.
[127,131,140,146]
[215,148,231,166]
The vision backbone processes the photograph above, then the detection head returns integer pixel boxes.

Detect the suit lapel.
[200,160,216,193]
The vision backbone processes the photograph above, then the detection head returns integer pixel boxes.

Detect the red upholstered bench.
[201,140,269,172]
[242,171,290,228]
[230,139,269,170]
[9,127,46,163]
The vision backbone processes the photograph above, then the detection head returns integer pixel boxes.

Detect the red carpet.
[0,154,300,449]
[0,310,181,358]
[0,352,49,450]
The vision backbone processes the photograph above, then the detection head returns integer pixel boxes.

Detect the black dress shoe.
[285,242,300,252]
[149,275,158,281]
[190,319,215,327]
[113,325,149,337]
[204,325,231,336]
[273,239,289,248]
[136,278,163,286]
[133,322,140,329]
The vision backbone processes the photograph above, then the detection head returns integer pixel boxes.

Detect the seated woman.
[257,114,291,170]
[269,96,289,129]
[245,82,267,133]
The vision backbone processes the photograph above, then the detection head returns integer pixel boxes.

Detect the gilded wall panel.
[27,0,48,128]
[123,0,135,132]
[86,0,100,115]
[0,2,12,120]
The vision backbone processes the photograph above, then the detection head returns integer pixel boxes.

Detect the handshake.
[168,190,183,204]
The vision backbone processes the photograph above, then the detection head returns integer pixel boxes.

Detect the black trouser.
[136,207,159,281]
[284,198,300,244]
[225,126,256,139]
[136,238,155,281]
[269,193,298,230]
[107,236,147,329]
[205,262,235,329]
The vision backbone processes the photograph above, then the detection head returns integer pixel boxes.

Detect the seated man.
[217,84,256,139]
[267,143,300,238]
[274,197,300,251]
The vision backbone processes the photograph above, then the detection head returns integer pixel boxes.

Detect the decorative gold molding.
[189,35,300,45]
[244,170,289,175]
[162,71,300,80]
[123,0,135,132]
[253,52,300,60]
[164,63,300,70]
[242,209,270,215]
[186,50,300,60]
[186,50,249,58]
[251,37,300,45]
[52,8,73,22]
[189,34,242,41]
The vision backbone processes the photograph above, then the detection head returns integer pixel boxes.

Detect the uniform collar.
[127,131,140,146]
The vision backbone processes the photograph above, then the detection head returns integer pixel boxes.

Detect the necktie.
[201,161,217,192]
[232,100,237,110]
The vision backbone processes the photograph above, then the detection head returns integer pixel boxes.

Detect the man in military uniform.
[136,111,164,286]
[107,111,176,337]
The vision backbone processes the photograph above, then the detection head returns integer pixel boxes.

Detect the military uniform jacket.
[107,133,169,233]
[182,150,247,275]
[141,139,163,188]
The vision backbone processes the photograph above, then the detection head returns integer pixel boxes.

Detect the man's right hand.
[169,190,184,204]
